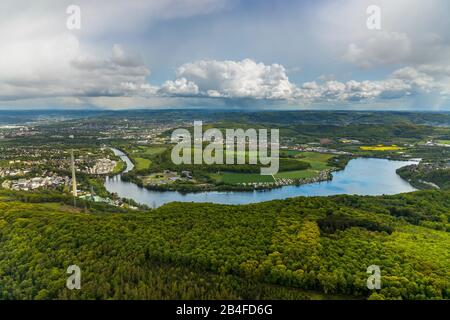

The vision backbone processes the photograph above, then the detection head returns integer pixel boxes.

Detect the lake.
[105,148,418,208]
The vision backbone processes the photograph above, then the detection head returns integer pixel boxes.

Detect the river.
[105,148,418,208]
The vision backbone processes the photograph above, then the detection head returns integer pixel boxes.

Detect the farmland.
[359,145,403,151]
[134,157,151,171]
[216,172,275,184]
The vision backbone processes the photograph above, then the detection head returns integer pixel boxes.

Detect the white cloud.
[391,67,435,91]
[159,59,442,103]
[0,0,226,106]
[170,59,295,99]
[296,77,406,103]
[0,0,227,38]
[343,31,411,68]
[111,44,143,67]
[0,0,449,109]
[160,78,199,96]
[418,64,450,77]
[316,0,450,71]
[294,64,450,103]
[1,38,448,106]
[0,33,152,101]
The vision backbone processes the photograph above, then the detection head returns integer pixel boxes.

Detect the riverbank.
[396,162,450,190]
[120,167,338,193]
[105,155,418,208]
[114,146,351,193]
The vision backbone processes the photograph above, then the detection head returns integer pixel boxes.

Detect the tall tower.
[71,149,77,197]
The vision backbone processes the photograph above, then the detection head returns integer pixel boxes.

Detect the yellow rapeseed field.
[360,144,403,151]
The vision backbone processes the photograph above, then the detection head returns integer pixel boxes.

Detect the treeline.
[0,189,140,214]
[143,148,311,174]
[317,214,394,235]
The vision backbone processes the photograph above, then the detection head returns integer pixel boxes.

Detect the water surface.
[106,148,417,208]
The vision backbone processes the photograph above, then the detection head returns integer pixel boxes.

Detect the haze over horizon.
[1,0,450,111]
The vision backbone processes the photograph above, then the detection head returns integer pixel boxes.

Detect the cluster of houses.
[416,161,450,171]
[78,193,138,210]
[83,158,117,175]
[0,126,38,138]
[146,170,193,186]
[240,178,295,188]
[0,157,117,178]
[424,140,450,147]
[302,146,351,155]
[240,181,278,188]
[339,139,362,144]
[0,147,56,161]
[283,144,352,155]
[97,122,180,144]
[274,177,295,185]
[1,175,69,191]
[0,168,31,178]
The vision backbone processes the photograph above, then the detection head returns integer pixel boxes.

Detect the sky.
[1,0,450,111]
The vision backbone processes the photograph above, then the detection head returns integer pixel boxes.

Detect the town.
[1,110,449,201]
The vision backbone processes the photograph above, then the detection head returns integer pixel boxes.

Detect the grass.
[217,169,321,184]
[436,140,450,145]
[295,152,334,170]
[138,146,167,156]
[219,173,275,184]
[210,151,335,184]
[281,150,301,156]
[134,157,151,171]
[275,169,319,179]
[142,172,180,185]
[129,146,167,171]
[112,160,125,174]
[224,150,260,159]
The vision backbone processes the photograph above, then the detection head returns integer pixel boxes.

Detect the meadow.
[123,145,167,171]
[275,170,319,179]
[133,157,152,171]
[211,151,335,184]
[216,172,275,184]
[293,152,335,170]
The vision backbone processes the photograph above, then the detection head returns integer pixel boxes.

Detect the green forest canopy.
[0,189,449,300]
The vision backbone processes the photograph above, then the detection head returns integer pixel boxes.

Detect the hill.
[0,189,449,300]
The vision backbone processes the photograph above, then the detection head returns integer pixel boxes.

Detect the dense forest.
[0,189,448,300]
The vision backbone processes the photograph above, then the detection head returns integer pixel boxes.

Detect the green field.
[125,146,337,186]
[134,157,151,170]
[112,159,126,174]
[128,146,168,171]
[217,172,275,184]
[295,152,334,170]
[209,151,334,184]
[137,145,167,156]
[215,170,320,184]
[281,150,304,157]
[275,169,319,179]
[224,149,260,158]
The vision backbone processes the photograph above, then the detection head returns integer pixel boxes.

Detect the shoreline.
[111,147,352,193]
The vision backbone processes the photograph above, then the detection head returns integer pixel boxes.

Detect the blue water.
[105,148,418,208]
